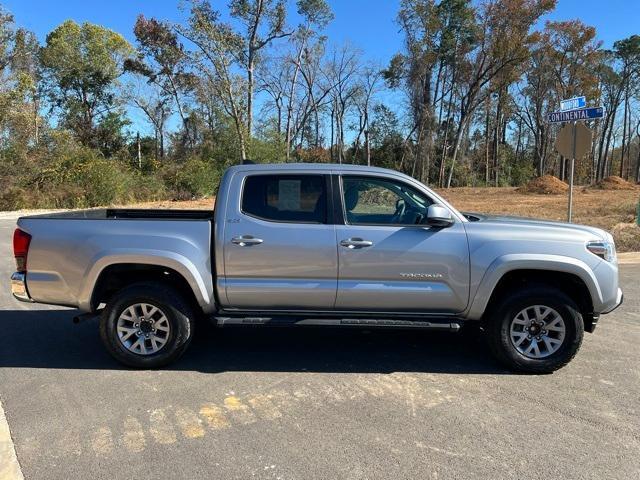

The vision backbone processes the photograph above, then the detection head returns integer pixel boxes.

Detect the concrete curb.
[0,209,63,221]
[0,399,24,480]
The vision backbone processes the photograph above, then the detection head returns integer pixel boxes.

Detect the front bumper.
[602,288,623,314]
[11,272,33,302]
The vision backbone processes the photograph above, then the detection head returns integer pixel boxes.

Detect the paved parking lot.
[1,217,639,479]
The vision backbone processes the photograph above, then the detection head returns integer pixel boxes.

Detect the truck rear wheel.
[99,282,195,368]
[486,286,583,373]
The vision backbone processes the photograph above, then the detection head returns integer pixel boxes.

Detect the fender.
[77,248,215,313]
[465,253,603,320]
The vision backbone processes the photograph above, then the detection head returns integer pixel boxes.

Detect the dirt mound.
[592,175,637,190]
[516,175,569,194]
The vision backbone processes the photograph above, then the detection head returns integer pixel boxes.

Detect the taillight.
[13,228,31,272]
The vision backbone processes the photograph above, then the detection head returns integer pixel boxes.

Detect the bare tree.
[354,65,382,165]
[325,45,360,163]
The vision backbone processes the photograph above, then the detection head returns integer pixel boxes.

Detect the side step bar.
[214,315,461,331]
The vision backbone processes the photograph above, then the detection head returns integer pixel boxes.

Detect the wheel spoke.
[120,306,135,321]
[117,326,137,342]
[534,306,542,321]
[512,333,528,347]
[531,339,541,357]
[151,336,167,352]
[524,338,541,357]
[546,318,563,331]
[539,308,553,322]
[129,337,142,353]
[155,321,170,332]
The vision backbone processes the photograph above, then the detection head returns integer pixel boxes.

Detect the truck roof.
[226,162,400,176]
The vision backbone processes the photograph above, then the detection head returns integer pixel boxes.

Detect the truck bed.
[20,208,214,221]
[16,208,215,312]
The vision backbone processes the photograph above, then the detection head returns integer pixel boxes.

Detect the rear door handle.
[340,238,373,249]
[231,235,264,246]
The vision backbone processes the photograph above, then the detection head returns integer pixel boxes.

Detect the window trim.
[338,174,437,228]
[240,173,332,225]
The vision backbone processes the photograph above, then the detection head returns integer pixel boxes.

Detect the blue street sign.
[548,106,605,123]
[560,96,586,111]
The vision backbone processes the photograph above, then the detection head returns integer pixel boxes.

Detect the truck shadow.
[0,309,511,374]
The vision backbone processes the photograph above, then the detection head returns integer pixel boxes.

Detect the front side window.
[342,176,432,226]
[242,174,327,223]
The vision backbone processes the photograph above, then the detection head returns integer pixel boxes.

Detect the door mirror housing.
[426,205,454,228]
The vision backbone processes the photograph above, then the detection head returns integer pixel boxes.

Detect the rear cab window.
[241,174,328,224]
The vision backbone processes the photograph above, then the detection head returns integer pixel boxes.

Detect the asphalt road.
[0,217,638,480]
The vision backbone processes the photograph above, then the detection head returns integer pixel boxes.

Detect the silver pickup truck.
[11,163,622,372]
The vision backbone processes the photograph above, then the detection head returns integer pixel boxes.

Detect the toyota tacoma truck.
[10,163,622,372]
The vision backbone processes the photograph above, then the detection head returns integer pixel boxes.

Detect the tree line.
[0,0,639,209]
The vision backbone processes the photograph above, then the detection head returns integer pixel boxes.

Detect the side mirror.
[426,204,454,228]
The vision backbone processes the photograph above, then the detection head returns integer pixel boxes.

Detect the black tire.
[99,282,195,368]
[485,286,583,374]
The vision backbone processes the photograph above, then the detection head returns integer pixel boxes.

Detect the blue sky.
[5,0,638,54]
[3,0,638,135]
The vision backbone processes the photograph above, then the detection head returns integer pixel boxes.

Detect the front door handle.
[231,235,264,247]
[340,238,373,249]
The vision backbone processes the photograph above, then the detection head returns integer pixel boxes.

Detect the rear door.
[334,174,470,314]
[221,172,338,310]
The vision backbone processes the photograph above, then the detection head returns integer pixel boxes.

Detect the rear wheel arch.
[91,263,202,316]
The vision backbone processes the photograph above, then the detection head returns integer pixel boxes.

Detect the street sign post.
[560,96,586,111]
[554,123,593,222]
[548,99,603,223]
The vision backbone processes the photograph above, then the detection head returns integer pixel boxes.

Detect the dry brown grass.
[125,187,640,252]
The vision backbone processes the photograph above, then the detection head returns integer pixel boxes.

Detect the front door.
[335,174,469,314]
[222,172,338,310]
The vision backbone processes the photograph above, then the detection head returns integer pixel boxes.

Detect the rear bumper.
[11,272,33,302]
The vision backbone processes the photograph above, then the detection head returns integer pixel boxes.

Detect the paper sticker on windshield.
[277,180,301,211]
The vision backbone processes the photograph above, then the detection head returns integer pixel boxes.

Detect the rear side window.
[242,174,327,223]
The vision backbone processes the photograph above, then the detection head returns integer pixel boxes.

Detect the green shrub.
[0,136,170,209]
[167,157,223,198]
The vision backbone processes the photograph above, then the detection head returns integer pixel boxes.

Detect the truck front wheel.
[99,282,195,368]
[486,286,584,373]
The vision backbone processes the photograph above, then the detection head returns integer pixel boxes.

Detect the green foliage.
[0,135,166,209]
[163,156,223,199]
[40,20,134,147]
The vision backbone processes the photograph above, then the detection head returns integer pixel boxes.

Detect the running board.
[213,315,461,331]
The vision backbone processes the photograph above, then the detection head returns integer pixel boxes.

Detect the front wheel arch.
[481,269,593,327]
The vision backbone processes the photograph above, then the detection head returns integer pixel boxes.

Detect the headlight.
[586,241,617,263]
